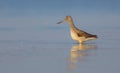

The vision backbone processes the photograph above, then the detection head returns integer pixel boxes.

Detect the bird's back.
[74,27,97,38]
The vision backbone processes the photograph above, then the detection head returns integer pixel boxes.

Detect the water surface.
[0,25,120,73]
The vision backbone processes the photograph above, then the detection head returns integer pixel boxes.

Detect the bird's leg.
[78,41,84,44]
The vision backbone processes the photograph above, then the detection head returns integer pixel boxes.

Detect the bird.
[57,16,97,44]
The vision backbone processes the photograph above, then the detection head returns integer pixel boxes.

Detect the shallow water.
[0,26,120,73]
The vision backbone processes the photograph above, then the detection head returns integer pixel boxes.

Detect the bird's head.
[57,16,73,24]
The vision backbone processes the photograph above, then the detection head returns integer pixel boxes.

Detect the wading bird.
[57,16,97,44]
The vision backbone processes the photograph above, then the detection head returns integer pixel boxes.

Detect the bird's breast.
[70,29,87,43]
[70,29,79,41]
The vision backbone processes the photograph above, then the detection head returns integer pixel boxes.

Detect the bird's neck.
[68,20,76,29]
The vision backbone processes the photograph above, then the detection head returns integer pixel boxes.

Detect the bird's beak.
[57,20,64,24]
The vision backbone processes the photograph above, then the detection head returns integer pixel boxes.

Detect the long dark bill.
[57,20,64,24]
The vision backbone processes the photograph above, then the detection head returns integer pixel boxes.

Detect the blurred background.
[0,0,120,42]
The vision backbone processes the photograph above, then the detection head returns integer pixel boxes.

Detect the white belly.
[70,29,86,43]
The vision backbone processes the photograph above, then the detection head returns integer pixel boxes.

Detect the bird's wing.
[75,28,94,38]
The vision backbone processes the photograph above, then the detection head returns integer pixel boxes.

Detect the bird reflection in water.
[69,44,97,71]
